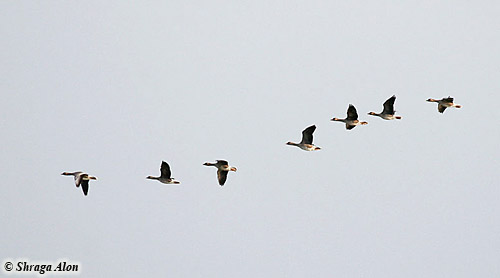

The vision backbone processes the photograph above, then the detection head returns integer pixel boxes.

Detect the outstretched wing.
[74,174,82,187]
[216,160,229,166]
[217,169,228,186]
[347,104,358,120]
[160,161,172,179]
[438,104,447,113]
[443,97,454,103]
[81,179,89,196]
[382,95,396,115]
[300,125,316,144]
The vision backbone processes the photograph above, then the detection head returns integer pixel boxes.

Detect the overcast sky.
[1,1,500,277]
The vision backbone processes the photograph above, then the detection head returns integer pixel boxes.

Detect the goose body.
[368,95,402,120]
[427,97,462,113]
[61,171,97,196]
[286,125,321,151]
[147,161,180,184]
[203,160,237,186]
[331,104,368,130]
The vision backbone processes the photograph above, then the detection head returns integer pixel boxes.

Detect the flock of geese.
[62,96,462,196]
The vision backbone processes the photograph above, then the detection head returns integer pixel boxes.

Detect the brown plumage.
[147,161,181,184]
[427,97,462,113]
[331,104,368,130]
[61,171,97,196]
[203,160,237,186]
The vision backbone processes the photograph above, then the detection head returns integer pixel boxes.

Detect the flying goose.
[147,161,180,184]
[203,160,237,186]
[61,171,97,196]
[427,96,462,113]
[286,125,321,151]
[368,95,402,120]
[331,104,368,130]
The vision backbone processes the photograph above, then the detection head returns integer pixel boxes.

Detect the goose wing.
[217,169,228,186]
[72,172,84,187]
[160,161,172,179]
[442,97,454,103]
[300,125,316,144]
[382,95,396,115]
[74,174,82,187]
[438,104,447,113]
[81,179,89,196]
[216,160,229,166]
[347,104,359,120]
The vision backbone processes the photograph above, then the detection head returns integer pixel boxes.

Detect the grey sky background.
[1,1,499,277]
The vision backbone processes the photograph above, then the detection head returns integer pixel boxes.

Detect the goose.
[426,96,462,113]
[286,125,321,151]
[61,171,97,196]
[331,104,368,130]
[147,161,180,184]
[203,160,237,186]
[368,95,402,120]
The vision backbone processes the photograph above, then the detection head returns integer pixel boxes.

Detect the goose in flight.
[426,96,462,113]
[368,95,402,120]
[331,104,368,130]
[147,161,180,184]
[286,125,321,151]
[203,160,237,186]
[61,171,97,196]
